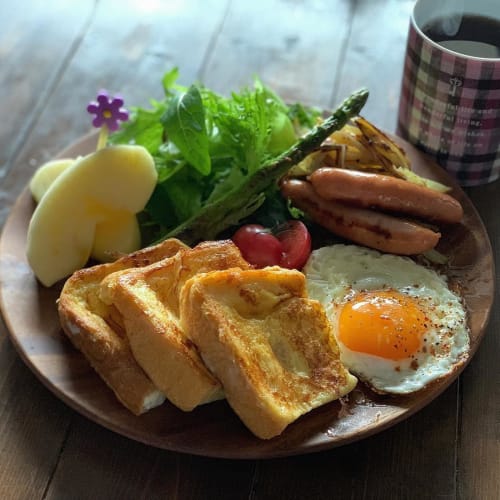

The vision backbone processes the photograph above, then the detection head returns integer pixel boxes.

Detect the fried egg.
[303,244,470,394]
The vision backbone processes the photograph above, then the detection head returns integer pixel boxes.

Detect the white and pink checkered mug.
[397,0,500,186]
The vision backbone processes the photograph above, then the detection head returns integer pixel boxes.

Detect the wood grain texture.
[458,184,500,500]
[201,0,351,106]
[0,337,73,500]
[0,0,498,498]
[334,0,414,131]
[0,0,94,178]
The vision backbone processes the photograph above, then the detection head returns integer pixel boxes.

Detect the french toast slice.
[99,240,251,412]
[58,238,188,415]
[179,267,357,439]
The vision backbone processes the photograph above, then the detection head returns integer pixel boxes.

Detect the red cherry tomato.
[232,224,283,268]
[275,220,312,269]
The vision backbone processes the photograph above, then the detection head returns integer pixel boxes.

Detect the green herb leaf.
[109,104,165,155]
[162,67,180,95]
[165,88,369,245]
[110,69,368,247]
[287,102,322,129]
[160,84,211,175]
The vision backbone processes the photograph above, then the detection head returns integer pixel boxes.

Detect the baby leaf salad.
[109,68,368,246]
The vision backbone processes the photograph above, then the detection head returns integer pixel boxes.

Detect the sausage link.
[309,168,463,224]
[281,179,441,255]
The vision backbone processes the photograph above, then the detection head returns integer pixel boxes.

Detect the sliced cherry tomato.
[275,220,312,269]
[232,224,283,268]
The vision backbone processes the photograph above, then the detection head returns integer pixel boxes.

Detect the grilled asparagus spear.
[165,88,369,245]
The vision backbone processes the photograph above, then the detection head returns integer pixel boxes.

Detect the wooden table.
[0,1,498,498]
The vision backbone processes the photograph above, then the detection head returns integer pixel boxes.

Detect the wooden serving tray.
[0,134,494,458]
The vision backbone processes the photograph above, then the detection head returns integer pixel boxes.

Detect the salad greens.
[110,68,367,245]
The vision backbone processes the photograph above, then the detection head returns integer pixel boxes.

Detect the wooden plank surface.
[0,1,498,499]
[0,1,95,178]
[459,183,500,500]
[334,0,415,131]
[201,0,351,106]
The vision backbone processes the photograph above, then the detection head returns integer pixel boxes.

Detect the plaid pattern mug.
[397,0,500,186]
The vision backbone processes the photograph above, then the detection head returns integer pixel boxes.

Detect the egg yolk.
[338,290,426,360]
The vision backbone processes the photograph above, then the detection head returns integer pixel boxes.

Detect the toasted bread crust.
[58,238,188,414]
[180,267,357,439]
[99,240,251,411]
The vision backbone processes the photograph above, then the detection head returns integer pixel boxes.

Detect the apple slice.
[29,158,75,203]
[92,212,141,262]
[29,156,141,262]
[27,145,157,286]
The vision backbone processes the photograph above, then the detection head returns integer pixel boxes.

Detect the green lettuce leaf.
[161,84,211,175]
[109,70,335,244]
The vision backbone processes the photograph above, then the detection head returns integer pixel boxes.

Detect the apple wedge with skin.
[27,145,158,287]
[29,158,75,203]
[91,212,141,262]
[30,156,142,263]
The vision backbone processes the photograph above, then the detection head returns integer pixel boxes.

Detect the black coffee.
[422,14,500,58]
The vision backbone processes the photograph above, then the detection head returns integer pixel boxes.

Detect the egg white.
[303,244,470,394]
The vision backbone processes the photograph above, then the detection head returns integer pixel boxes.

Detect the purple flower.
[87,90,129,131]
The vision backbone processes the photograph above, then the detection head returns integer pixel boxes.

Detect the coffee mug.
[397,0,500,186]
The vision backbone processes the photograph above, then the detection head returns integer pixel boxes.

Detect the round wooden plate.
[0,133,494,459]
